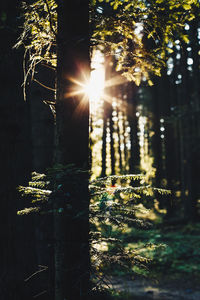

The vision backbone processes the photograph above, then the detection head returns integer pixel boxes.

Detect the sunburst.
[64,49,128,115]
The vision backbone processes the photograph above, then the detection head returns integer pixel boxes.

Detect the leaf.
[164,35,169,44]
[188,14,195,21]
[183,4,191,10]
[148,79,154,86]
[135,76,141,86]
[166,47,174,53]
[147,31,155,39]
[182,35,189,43]
[116,64,122,71]
[113,2,119,10]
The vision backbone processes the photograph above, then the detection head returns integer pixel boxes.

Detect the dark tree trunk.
[161,70,176,218]
[89,115,93,170]
[180,42,191,220]
[109,104,115,175]
[101,100,108,177]
[151,80,163,207]
[29,65,55,173]
[122,111,128,168]
[165,47,182,219]
[101,55,113,177]
[55,1,90,299]
[29,65,55,299]
[127,83,140,174]
[0,1,38,298]
[116,105,123,172]
[186,19,200,221]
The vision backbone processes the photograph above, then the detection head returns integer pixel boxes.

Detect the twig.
[33,290,47,298]
[43,0,57,37]
[41,63,56,70]
[24,265,48,282]
[33,79,56,91]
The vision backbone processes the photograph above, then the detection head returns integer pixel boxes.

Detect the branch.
[43,0,57,37]
[25,265,48,282]
[33,79,56,92]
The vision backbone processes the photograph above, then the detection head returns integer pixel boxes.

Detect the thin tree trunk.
[180,42,190,220]
[161,70,175,218]
[116,106,123,172]
[109,104,115,175]
[187,19,200,220]
[122,111,128,169]
[151,80,163,206]
[101,100,108,177]
[127,83,140,174]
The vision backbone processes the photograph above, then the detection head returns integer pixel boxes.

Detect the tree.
[54,1,90,299]
[15,1,200,299]
[0,0,39,299]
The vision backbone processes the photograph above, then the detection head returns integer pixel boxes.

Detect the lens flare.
[64,49,128,116]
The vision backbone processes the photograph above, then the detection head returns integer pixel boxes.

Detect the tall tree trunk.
[127,83,140,174]
[55,1,90,299]
[151,80,163,207]
[187,19,200,221]
[180,42,190,220]
[0,1,38,298]
[101,55,113,177]
[101,100,108,177]
[109,104,115,175]
[122,111,128,169]
[29,65,55,298]
[116,106,123,172]
[167,47,182,219]
[161,70,175,218]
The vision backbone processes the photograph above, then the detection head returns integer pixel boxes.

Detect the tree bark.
[55,1,90,299]
[116,106,123,172]
[127,83,140,175]
[0,1,38,298]
[101,100,108,177]
[109,104,115,175]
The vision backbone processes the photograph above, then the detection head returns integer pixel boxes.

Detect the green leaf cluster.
[17,0,200,88]
[91,0,199,85]
[17,168,171,284]
[14,0,57,98]
[124,224,200,280]
[16,0,57,66]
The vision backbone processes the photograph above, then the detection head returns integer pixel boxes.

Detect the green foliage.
[18,166,171,289]
[122,224,200,280]
[17,164,88,215]
[16,0,200,91]
[15,0,57,98]
[90,174,156,285]
[15,0,57,65]
[91,0,199,85]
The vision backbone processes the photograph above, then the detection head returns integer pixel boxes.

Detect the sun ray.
[104,75,127,89]
[62,49,130,118]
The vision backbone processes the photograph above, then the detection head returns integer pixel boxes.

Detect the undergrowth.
[120,223,200,282]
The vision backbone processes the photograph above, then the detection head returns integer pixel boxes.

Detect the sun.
[85,66,105,103]
[64,49,128,115]
[65,50,105,105]
[86,50,105,110]
[84,50,127,112]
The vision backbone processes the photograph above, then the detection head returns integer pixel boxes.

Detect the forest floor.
[102,221,200,299]
[106,275,200,299]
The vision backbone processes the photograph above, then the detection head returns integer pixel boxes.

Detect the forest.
[0,0,200,299]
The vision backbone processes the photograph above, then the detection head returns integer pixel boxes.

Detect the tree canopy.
[16,0,199,90]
